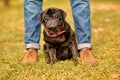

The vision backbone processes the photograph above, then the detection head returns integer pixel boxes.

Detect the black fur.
[39,8,78,65]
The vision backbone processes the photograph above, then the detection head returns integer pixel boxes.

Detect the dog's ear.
[59,9,67,19]
[38,12,44,23]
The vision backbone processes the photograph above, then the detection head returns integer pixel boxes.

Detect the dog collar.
[44,23,65,38]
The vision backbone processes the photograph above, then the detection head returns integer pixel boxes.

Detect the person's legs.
[22,0,43,64]
[24,0,42,49]
[70,0,91,49]
[70,0,97,66]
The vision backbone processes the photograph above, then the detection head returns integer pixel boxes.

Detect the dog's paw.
[49,61,55,67]
[72,58,78,66]
[74,61,78,66]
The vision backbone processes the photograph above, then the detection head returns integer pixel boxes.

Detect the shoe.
[80,48,98,66]
[22,48,38,64]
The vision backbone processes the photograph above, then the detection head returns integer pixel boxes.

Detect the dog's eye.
[55,15,58,18]
[44,16,48,21]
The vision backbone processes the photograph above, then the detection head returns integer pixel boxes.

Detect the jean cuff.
[25,43,40,50]
[78,43,92,50]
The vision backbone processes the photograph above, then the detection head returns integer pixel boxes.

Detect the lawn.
[0,0,120,80]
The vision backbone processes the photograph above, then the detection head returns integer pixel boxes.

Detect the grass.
[0,0,120,80]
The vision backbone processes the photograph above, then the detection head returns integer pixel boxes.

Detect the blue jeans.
[24,0,92,50]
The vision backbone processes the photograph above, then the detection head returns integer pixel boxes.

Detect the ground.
[0,0,120,80]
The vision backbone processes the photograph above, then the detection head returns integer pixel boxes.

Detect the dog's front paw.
[74,61,78,66]
[46,60,50,64]
[50,61,55,67]
[73,59,78,66]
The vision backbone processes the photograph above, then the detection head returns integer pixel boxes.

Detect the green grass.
[0,0,120,80]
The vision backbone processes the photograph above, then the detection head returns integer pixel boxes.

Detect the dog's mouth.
[47,26,61,33]
[45,20,61,33]
[44,22,65,37]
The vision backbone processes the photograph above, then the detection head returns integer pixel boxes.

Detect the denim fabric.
[24,0,43,49]
[70,0,92,49]
[24,0,92,50]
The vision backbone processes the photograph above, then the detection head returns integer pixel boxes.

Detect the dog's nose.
[51,20,57,24]
[47,20,58,28]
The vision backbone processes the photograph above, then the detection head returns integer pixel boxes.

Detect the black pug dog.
[39,7,78,66]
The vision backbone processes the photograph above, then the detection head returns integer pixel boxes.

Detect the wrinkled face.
[39,8,66,32]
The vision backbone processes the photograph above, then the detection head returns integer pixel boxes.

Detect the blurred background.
[0,0,120,80]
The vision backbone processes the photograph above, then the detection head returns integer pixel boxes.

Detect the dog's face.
[39,8,66,32]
